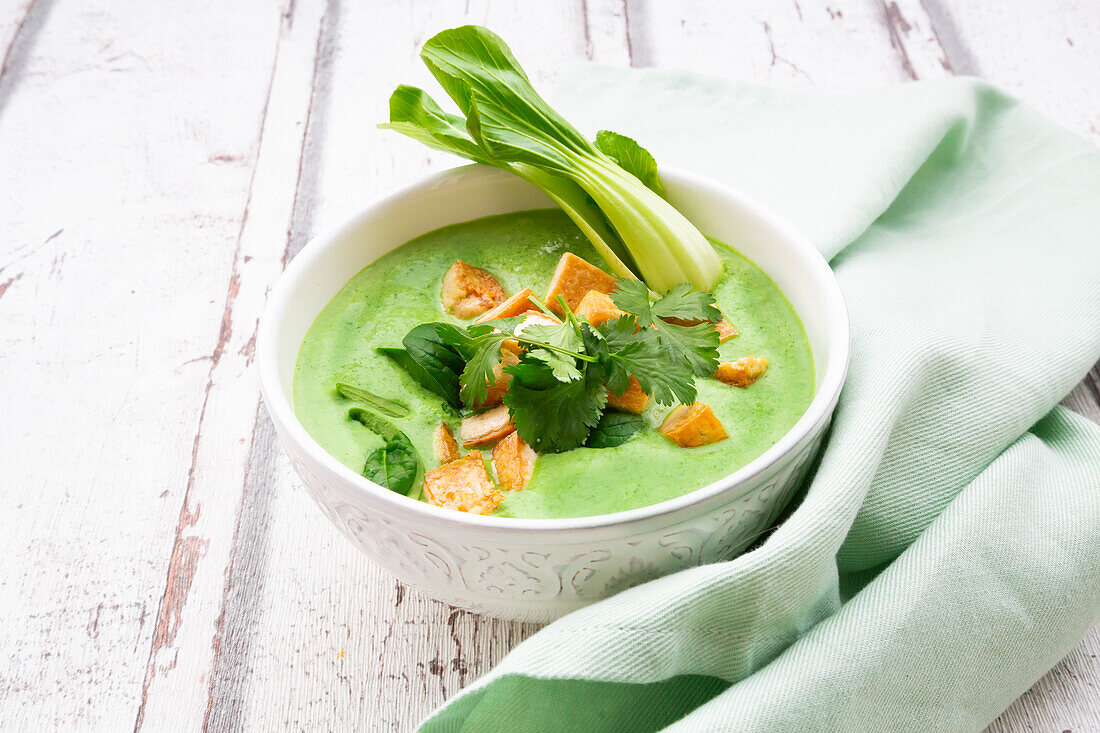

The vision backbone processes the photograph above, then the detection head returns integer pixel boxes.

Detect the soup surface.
[293,209,814,518]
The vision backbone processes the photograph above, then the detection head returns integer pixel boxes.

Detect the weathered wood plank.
[0,0,291,728]
[583,0,633,66]
[627,0,918,88]
[924,0,1100,145]
[989,626,1100,733]
[134,0,329,729]
[0,0,40,111]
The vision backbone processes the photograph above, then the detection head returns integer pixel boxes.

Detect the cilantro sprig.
[384,279,722,453]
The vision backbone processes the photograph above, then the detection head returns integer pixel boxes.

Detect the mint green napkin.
[420,72,1100,732]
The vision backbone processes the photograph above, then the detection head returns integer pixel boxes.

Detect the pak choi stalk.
[379,25,722,293]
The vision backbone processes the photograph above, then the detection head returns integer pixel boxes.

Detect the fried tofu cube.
[460,404,516,447]
[606,376,649,414]
[715,356,769,388]
[545,253,617,315]
[441,261,507,319]
[576,290,627,328]
[474,287,541,324]
[432,422,461,465]
[468,350,520,409]
[491,431,537,492]
[423,451,504,515]
[714,319,739,343]
[659,402,728,447]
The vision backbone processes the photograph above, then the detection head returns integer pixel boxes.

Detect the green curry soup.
[293,209,814,519]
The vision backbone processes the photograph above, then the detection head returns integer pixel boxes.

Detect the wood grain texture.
[0,0,1096,730]
[0,0,288,727]
[135,0,330,729]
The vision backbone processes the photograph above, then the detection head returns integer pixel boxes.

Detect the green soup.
[293,209,814,518]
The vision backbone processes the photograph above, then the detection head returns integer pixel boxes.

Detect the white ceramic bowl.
[258,165,848,622]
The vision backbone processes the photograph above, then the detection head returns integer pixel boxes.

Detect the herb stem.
[514,337,599,362]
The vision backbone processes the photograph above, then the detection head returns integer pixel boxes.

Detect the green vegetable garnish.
[335,382,411,418]
[348,407,422,499]
[610,279,722,377]
[384,278,721,452]
[377,323,467,411]
[585,412,646,449]
[379,25,722,294]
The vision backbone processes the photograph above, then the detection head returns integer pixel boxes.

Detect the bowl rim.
[258,164,849,534]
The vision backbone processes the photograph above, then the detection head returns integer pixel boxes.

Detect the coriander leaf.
[458,332,511,406]
[520,320,582,355]
[597,314,638,350]
[350,408,421,498]
[504,357,607,453]
[651,282,723,324]
[585,412,646,449]
[335,382,411,418]
[590,317,629,396]
[435,322,515,406]
[429,322,481,359]
[526,347,582,383]
[594,130,664,197]
[611,279,721,377]
[610,278,655,325]
[653,320,720,377]
[609,332,697,405]
[597,317,696,405]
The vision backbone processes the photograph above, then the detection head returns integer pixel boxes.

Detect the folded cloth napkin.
[420,71,1100,732]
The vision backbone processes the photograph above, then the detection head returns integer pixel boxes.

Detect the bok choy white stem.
[379,25,722,293]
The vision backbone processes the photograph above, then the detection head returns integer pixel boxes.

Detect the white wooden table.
[1,1,1097,730]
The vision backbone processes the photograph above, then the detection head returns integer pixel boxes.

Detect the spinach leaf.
[378,323,467,411]
[349,407,421,498]
[585,412,646,449]
[335,382,411,418]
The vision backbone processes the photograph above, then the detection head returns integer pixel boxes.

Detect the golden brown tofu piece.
[469,350,520,409]
[441,261,507,319]
[433,422,461,464]
[491,431,537,492]
[659,403,728,447]
[714,319,739,343]
[545,253,617,315]
[715,356,769,388]
[606,376,649,414]
[460,404,516,447]
[474,287,541,324]
[423,452,504,515]
[576,290,627,328]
